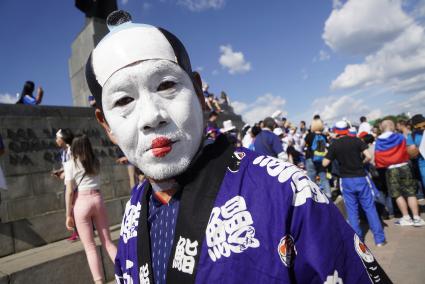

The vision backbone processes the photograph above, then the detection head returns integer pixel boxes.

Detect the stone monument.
[68,0,117,107]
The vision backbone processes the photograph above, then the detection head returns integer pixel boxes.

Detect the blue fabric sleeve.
[406,133,415,146]
[22,95,37,105]
[272,135,284,155]
[289,182,387,283]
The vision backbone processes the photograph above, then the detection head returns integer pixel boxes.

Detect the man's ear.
[95,108,118,145]
[192,71,206,110]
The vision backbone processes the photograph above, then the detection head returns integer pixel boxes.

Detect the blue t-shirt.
[22,95,37,105]
[407,131,424,166]
[253,129,283,157]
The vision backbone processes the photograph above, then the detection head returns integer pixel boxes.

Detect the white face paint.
[102,59,204,180]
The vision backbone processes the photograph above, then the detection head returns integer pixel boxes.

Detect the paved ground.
[365,211,425,284]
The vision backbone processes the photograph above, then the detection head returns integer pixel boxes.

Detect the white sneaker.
[413,218,425,227]
[395,217,413,226]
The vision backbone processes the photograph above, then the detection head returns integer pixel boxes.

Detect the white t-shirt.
[358,122,372,135]
[64,159,101,191]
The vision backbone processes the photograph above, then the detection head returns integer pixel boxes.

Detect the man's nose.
[137,96,169,131]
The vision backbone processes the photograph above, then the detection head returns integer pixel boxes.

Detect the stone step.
[0,225,120,284]
[0,196,128,258]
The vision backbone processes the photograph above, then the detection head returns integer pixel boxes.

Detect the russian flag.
[375,133,409,168]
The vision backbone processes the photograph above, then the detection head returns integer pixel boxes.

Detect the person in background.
[375,120,425,226]
[254,117,287,160]
[220,120,238,146]
[358,116,372,136]
[299,120,307,135]
[205,126,218,141]
[52,128,78,242]
[362,134,394,219]
[304,118,332,198]
[248,125,262,151]
[64,135,117,283]
[16,81,43,105]
[407,114,425,201]
[323,121,386,246]
[207,111,219,129]
[397,119,411,138]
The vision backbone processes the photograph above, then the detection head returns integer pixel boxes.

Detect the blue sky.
[1,0,425,126]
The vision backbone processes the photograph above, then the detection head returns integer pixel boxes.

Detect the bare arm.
[322,158,331,167]
[362,149,371,164]
[407,145,420,158]
[35,87,44,104]
[65,180,74,218]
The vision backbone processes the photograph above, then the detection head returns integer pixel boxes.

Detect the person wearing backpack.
[304,118,331,198]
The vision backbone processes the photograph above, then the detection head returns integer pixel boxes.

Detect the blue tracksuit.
[340,176,386,244]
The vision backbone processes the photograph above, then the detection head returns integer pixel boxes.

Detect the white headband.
[92,23,177,86]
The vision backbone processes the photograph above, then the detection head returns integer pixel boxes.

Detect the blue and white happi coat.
[115,136,391,284]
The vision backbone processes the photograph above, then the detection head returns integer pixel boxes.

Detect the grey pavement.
[365,211,425,284]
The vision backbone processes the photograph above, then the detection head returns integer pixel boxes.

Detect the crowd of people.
[207,109,425,246]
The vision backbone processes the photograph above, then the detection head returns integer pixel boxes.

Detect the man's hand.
[116,156,129,165]
[322,158,331,168]
[66,216,75,231]
[407,145,419,158]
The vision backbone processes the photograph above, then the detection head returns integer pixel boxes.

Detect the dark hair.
[300,120,306,125]
[251,126,262,137]
[360,116,367,123]
[71,135,99,175]
[362,134,375,145]
[313,114,321,120]
[60,128,74,145]
[397,119,407,126]
[16,81,35,104]
[209,111,218,118]
[263,117,276,130]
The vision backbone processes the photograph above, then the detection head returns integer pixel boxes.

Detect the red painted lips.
[151,136,173,157]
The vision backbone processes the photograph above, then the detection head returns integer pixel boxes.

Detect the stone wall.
[0,104,130,256]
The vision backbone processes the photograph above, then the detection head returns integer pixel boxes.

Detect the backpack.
[311,134,327,162]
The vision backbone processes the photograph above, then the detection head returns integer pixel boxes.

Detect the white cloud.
[323,0,425,96]
[178,0,225,11]
[332,0,342,9]
[323,0,411,55]
[311,95,379,123]
[319,50,330,61]
[395,91,425,114]
[232,93,287,125]
[219,45,251,75]
[0,93,18,104]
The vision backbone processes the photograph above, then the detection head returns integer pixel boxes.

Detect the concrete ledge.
[0,196,129,257]
[0,225,120,284]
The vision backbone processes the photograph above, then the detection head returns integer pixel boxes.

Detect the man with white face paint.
[87,10,391,284]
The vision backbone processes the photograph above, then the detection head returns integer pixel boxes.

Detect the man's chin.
[138,157,191,181]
